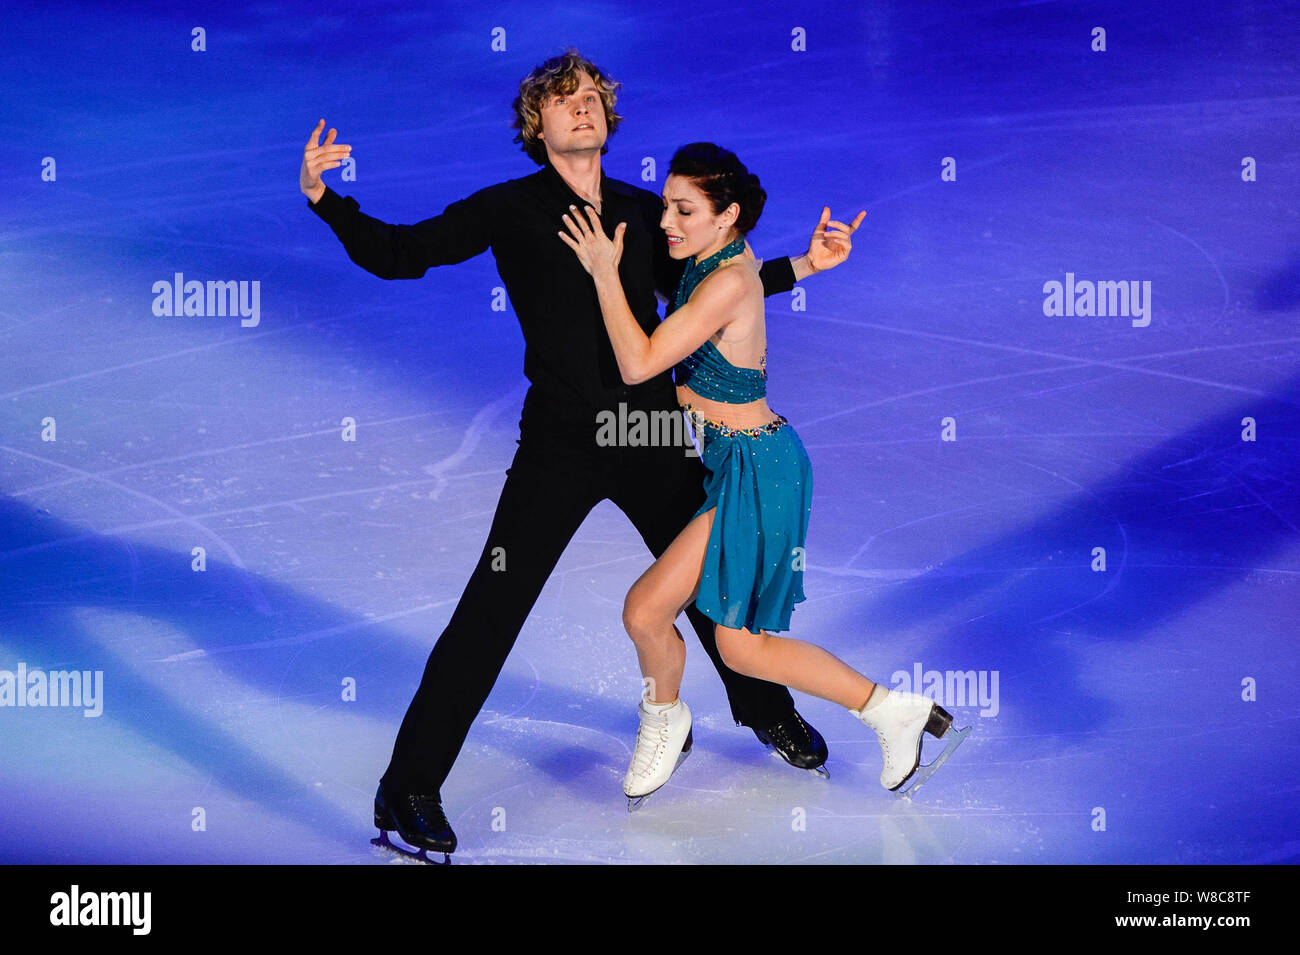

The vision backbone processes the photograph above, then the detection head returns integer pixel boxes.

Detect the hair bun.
[667,142,766,235]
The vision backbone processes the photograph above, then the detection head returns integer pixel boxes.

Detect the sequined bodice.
[677,339,766,403]
[672,238,767,405]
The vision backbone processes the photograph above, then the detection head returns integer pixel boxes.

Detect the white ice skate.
[851,689,969,797]
[623,695,693,811]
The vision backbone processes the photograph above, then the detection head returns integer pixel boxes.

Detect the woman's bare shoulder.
[707,255,763,294]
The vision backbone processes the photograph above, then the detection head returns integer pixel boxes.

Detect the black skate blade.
[371,829,452,865]
[754,726,829,778]
[764,748,830,779]
[894,724,970,799]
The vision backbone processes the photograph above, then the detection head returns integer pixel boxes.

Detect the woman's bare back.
[676,255,779,430]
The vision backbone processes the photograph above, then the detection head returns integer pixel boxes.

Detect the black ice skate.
[746,709,830,779]
[372,782,456,864]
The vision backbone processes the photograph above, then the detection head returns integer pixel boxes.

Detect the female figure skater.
[559,143,966,806]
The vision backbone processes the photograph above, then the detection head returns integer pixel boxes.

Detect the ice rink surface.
[1,0,1297,863]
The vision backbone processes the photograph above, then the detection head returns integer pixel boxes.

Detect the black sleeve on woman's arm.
[758,256,797,298]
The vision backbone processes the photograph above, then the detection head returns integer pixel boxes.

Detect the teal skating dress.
[673,238,813,633]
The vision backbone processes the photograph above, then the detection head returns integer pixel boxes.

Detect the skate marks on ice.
[0,533,340,860]
[837,373,1300,738]
[0,494,487,860]
[419,386,527,500]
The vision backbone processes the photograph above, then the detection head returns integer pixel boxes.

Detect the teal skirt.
[684,406,813,633]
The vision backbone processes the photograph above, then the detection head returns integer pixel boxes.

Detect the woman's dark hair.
[667,143,766,234]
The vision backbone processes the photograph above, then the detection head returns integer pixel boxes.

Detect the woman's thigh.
[626,506,715,621]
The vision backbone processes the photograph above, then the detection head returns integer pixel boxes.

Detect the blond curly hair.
[511,48,623,165]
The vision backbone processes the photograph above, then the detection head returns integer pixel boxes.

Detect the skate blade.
[371,829,452,865]
[763,743,830,779]
[625,744,692,813]
[627,793,653,812]
[894,724,970,799]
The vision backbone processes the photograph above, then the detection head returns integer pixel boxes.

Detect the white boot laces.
[631,704,671,778]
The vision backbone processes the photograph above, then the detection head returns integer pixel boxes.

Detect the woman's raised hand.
[557,204,625,279]
[806,207,866,272]
[300,119,351,203]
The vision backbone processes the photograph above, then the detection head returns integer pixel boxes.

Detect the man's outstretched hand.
[301,119,351,204]
[799,207,866,277]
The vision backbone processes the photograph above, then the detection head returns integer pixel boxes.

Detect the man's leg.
[381,436,599,794]
[609,437,795,729]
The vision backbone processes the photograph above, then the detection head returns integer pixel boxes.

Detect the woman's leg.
[621,507,715,703]
[714,625,878,711]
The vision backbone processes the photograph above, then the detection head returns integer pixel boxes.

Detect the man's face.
[536,70,607,161]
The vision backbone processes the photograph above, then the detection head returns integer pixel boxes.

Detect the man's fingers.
[309,148,350,169]
[849,210,866,231]
[305,121,339,150]
[305,153,345,172]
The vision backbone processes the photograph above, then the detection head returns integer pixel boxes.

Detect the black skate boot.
[372,782,456,864]
[745,709,830,779]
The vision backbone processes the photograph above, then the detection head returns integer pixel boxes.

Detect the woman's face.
[660,174,739,261]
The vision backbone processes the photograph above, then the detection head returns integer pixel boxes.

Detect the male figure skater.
[300,49,859,859]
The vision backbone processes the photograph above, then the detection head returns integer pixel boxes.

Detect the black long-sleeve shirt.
[306,161,796,416]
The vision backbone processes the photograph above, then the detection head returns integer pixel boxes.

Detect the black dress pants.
[381,389,795,794]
